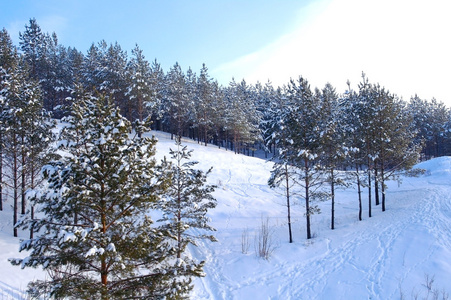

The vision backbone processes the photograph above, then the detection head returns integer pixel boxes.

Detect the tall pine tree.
[158,137,217,259]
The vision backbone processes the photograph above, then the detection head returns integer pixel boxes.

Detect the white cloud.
[214,0,451,103]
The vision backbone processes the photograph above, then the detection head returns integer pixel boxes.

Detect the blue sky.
[2,0,451,104]
[2,0,308,79]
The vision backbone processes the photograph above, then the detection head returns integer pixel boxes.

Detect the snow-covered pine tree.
[266,86,298,243]
[39,32,72,115]
[126,44,153,122]
[342,81,365,221]
[163,62,192,139]
[0,68,5,212]
[11,93,201,299]
[2,52,45,237]
[256,81,280,158]
[82,43,102,92]
[425,99,450,157]
[158,137,217,260]
[224,79,260,154]
[0,28,16,69]
[284,76,326,239]
[100,42,128,117]
[19,18,45,82]
[268,162,299,243]
[196,64,215,146]
[408,96,449,159]
[20,80,56,239]
[148,59,165,130]
[209,80,226,148]
[67,46,84,85]
[356,73,378,218]
[369,84,420,212]
[185,67,198,139]
[18,19,71,116]
[1,64,23,237]
[0,28,17,212]
[316,83,348,230]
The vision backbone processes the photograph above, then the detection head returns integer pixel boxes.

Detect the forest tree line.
[1,19,450,238]
[2,19,451,155]
[2,19,451,235]
[2,20,450,157]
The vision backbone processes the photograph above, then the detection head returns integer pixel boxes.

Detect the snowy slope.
[1,131,450,299]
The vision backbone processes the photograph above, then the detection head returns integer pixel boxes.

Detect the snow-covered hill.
[1,131,450,299]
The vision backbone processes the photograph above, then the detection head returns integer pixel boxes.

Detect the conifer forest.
[1,19,451,299]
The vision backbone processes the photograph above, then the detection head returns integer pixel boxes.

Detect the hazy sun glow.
[213,0,451,102]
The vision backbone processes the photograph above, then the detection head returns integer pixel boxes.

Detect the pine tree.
[104,42,129,118]
[39,32,71,114]
[209,80,226,148]
[158,137,217,259]
[280,76,326,239]
[185,67,198,139]
[0,28,16,69]
[11,93,200,299]
[408,96,449,158]
[126,44,153,122]
[0,28,17,212]
[196,64,215,145]
[342,82,365,221]
[82,43,102,91]
[0,68,5,212]
[268,162,298,243]
[224,79,260,154]
[356,74,378,218]
[266,86,297,243]
[2,53,43,236]
[148,59,165,130]
[256,81,280,158]
[163,62,191,139]
[370,84,420,212]
[19,18,45,81]
[67,46,84,85]
[317,83,348,230]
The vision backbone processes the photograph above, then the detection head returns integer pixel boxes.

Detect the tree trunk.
[356,164,362,221]
[30,205,35,239]
[21,134,26,215]
[284,165,293,243]
[100,178,108,297]
[137,95,143,123]
[101,266,108,300]
[176,146,183,258]
[305,159,311,239]
[374,167,380,206]
[331,169,335,230]
[177,186,182,259]
[0,130,3,211]
[368,165,372,218]
[381,167,386,212]
[30,145,36,239]
[13,136,18,237]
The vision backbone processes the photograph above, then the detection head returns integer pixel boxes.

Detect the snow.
[85,246,98,257]
[106,243,116,252]
[1,130,450,299]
